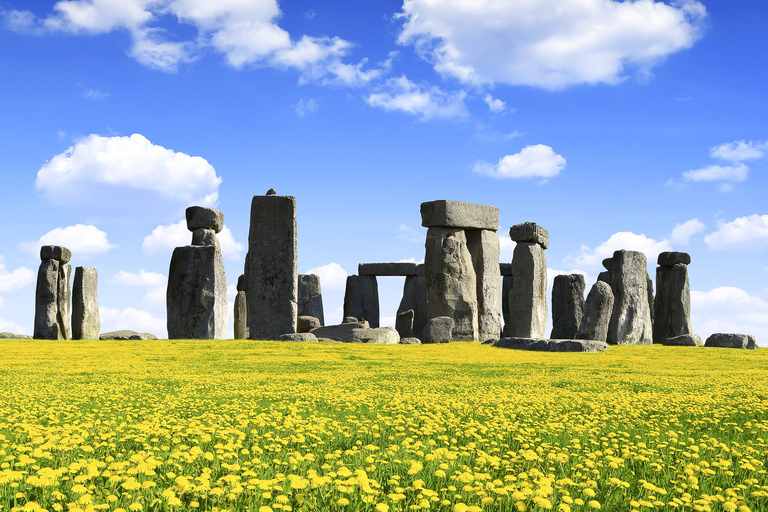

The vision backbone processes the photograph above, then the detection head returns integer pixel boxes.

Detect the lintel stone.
[658,251,691,266]
[509,222,549,249]
[420,200,499,230]
[40,245,71,263]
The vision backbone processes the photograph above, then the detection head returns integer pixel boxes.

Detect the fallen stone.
[494,337,609,352]
[349,327,400,344]
[279,333,318,342]
[396,309,414,338]
[34,259,60,340]
[99,330,157,340]
[400,337,422,345]
[663,334,703,346]
[576,281,614,342]
[508,242,547,338]
[607,250,653,345]
[71,267,100,340]
[509,222,549,249]
[397,275,428,339]
[654,263,692,344]
[40,245,71,263]
[705,333,758,350]
[658,251,691,267]
[234,291,247,339]
[420,200,499,230]
[186,206,224,233]
[298,274,324,325]
[317,338,341,343]
[343,275,379,327]
[467,229,502,341]
[501,274,513,337]
[0,332,32,339]
[423,316,454,344]
[358,262,418,276]
[550,274,585,339]
[297,315,321,333]
[499,263,513,276]
[310,322,368,342]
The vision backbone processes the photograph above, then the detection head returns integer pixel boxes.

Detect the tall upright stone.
[57,263,72,340]
[343,275,379,327]
[298,274,325,326]
[34,245,71,340]
[654,252,693,344]
[501,274,514,337]
[550,274,585,339]
[72,267,100,340]
[167,206,228,339]
[247,190,298,339]
[576,281,614,342]
[467,229,501,341]
[234,291,247,339]
[397,274,428,340]
[607,250,653,345]
[508,223,548,338]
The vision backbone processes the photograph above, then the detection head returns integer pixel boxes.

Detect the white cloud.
[691,287,768,347]
[20,224,117,257]
[0,316,27,334]
[0,256,36,293]
[473,145,565,180]
[142,219,243,258]
[142,286,167,312]
[499,234,514,263]
[83,88,110,101]
[113,270,166,287]
[704,214,768,251]
[709,140,767,162]
[295,98,318,116]
[683,163,749,183]
[567,231,671,270]
[483,94,505,113]
[365,75,467,121]
[396,0,706,90]
[669,218,706,247]
[100,306,166,337]
[677,139,768,189]
[217,227,245,259]
[306,263,348,291]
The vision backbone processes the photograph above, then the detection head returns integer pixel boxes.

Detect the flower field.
[0,340,766,512]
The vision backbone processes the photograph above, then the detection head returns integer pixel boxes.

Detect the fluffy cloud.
[100,306,166,337]
[683,163,749,183]
[679,139,768,189]
[142,219,244,259]
[483,94,505,113]
[691,287,768,347]
[305,263,348,290]
[498,234,514,263]
[709,140,767,162]
[0,316,27,334]
[396,0,706,89]
[473,145,565,180]
[295,98,318,116]
[0,256,36,293]
[669,218,706,247]
[365,75,467,121]
[704,214,768,251]
[113,270,166,287]
[567,231,671,270]
[20,224,117,256]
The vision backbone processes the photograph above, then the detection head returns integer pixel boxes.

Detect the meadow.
[0,340,766,512]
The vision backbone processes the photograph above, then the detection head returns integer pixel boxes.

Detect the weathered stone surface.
[425,227,478,340]
[664,333,702,346]
[57,264,71,340]
[40,245,71,263]
[396,309,414,338]
[310,322,368,342]
[167,245,227,339]
[343,316,358,323]
[415,264,425,276]
[186,206,224,233]
[99,330,157,340]
[358,262,418,276]
[500,263,513,276]
[234,291,247,339]
[467,229,502,341]
[576,281,614,342]
[705,333,758,350]
[494,337,608,352]
[602,258,613,271]
[72,267,100,340]
[647,273,655,327]
[34,259,60,340]
[298,274,324,325]
[279,333,318,342]
[509,222,549,249]
[400,337,422,345]
[343,275,379,327]
[597,271,611,286]
[397,275,428,339]
[237,274,247,293]
[501,275,513,337]
[654,263,692,344]
[423,316,454,344]
[349,327,400,344]
[191,228,218,248]
[658,251,691,267]
[607,250,653,345]
[421,200,499,230]
[247,194,298,339]
[0,332,32,339]
[550,274,585,339]
[297,315,321,333]
[508,242,547,338]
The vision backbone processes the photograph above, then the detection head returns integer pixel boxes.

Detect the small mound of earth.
[99,330,158,341]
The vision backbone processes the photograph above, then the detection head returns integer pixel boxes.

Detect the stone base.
[494,337,609,353]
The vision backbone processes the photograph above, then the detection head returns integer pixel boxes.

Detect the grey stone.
[310,322,368,342]
[499,263,513,276]
[397,275,428,340]
[647,273,655,327]
[40,245,71,263]
[396,309,414,338]
[279,333,318,342]
[349,327,400,344]
[705,333,758,350]
[343,316,358,323]
[34,259,60,340]
[494,337,550,351]
[298,274,324,325]
[597,271,611,286]
[186,206,224,233]
[191,228,218,248]
[509,222,549,249]
[99,330,157,340]
[494,337,608,352]
[297,315,321,333]
[400,337,422,345]
[0,332,32,339]
[423,316,454,344]
[358,262,418,276]
[420,200,499,230]
[72,267,99,340]
[653,263,692,344]
[607,250,653,345]
[247,194,298,339]
[508,242,547,338]
[576,281,614,342]
[550,274,585,339]
[467,229,502,341]
[317,338,341,343]
[237,274,247,293]
[501,275,513,337]
[425,227,478,340]
[658,251,691,267]
[266,188,277,195]
[234,291,247,339]
[602,258,613,271]
[663,333,703,347]
[167,245,227,339]
[415,264,425,276]
[57,263,71,340]
[343,275,379,327]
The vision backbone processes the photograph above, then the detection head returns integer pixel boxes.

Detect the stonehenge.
[507,222,548,338]
[576,281,614,342]
[298,274,324,326]
[72,267,100,340]
[607,250,653,345]
[343,275,379,327]
[550,274,585,339]
[653,251,693,344]
[34,245,72,340]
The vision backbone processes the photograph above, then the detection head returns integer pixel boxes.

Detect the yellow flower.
[588,501,601,509]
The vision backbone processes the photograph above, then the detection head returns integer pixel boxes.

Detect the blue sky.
[1,0,766,343]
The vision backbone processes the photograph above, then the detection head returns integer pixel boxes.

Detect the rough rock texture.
[57,264,72,340]
[576,281,614,342]
[396,309,414,338]
[420,200,499,230]
[597,271,611,286]
[509,222,549,249]
[400,337,422,345]
[72,267,100,340]
[664,333,703,347]
[499,263,513,276]
[550,274,585,339]
[358,262,418,276]
[343,275,379,327]
[167,245,228,339]
[297,315,321,333]
[705,333,758,350]
[658,251,691,267]
[298,274,324,326]
[310,322,368,342]
[247,193,298,339]
[34,259,60,340]
[654,263,692,344]
[467,229,502,341]
[423,316,454,344]
[40,245,71,263]
[508,242,547,338]
[647,273,655,327]
[501,275,514,337]
[186,206,224,233]
[234,291,247,339]
[99,330,158,340]
[343,317,358,324]
[607,250,653,345]
[602,258,613,271]
[191,228,218,248]
[0,332,32,339]
[397,275,428,340]
[494,337,608,352]
[237,274,247,293]
[279,333,318,342]
[425,227,478,340]
[348,327,400,344]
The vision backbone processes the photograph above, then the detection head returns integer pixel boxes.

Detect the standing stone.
[501,275,514,337]
[576,281,614,342]
[396,309,414,338]
[298,274,325,326]
[423,316,454,344]
[397,275,428,339]
[247,192,298,339]
[234,291,247,339]
[34,258,60,340]
[57,263,72,340]
[647,273,655,327]
[72,267,100,340]
[343,275,379,327]
[466,229,502,341]
[607,250,653,345]
[654,257,693,343]
[424,227,478,341]
[508,242,547,338]
[550,274,585,339]
[597,271,611,286]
